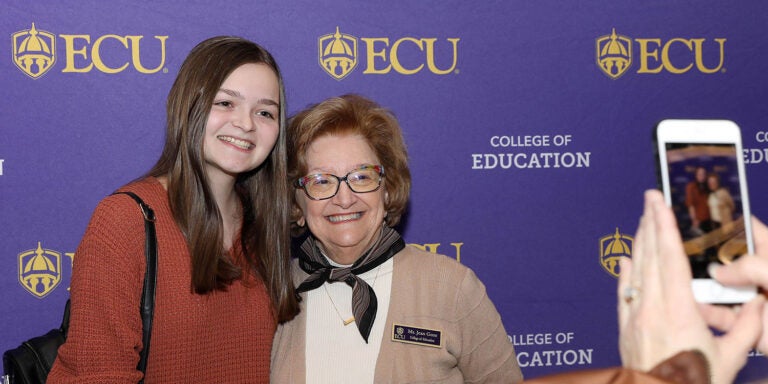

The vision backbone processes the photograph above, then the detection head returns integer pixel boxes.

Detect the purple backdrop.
[3,1,768,380]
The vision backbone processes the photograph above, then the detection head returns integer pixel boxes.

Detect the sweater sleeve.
[455,268,524,383]
[48,194,147,383]
[523,367,675,384]
[523,350,710,384]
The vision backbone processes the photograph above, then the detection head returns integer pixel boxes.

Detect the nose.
[331,180,356,208]
[233,109,254,131]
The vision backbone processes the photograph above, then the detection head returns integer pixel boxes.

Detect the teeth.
[218,136,252,149]
[328,213,361,223]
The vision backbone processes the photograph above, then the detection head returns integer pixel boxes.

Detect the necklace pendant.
[343,317,355,326]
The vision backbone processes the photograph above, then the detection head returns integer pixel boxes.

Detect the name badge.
[391,323,442,348]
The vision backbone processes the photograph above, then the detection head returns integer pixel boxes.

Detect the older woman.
[706,173,735,228]
[271,94,522,383]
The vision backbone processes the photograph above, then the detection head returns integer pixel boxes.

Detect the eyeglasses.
[295,165,385,200]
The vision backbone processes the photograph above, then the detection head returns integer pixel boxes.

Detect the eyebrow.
[308,164,373,175]
[218,88,279,107]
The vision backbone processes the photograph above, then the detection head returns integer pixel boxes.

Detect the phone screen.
[663,142,749,279]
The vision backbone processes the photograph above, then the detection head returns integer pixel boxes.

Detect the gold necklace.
[323,265,382,326]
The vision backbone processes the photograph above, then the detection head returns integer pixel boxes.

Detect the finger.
[718,296,765,363]
[729,295,765,336]
[752,216,768,254]
[759,304,768,354]
[640,190,679,305]
[619,191,650,367]
[646,191,694,303]
[618,268,641,367]
[711,216,768,288]
[710,254,768,288]
[618,257,633,330]
[630,192,653,290]
[699,303,738,333]
[636,191,660,302]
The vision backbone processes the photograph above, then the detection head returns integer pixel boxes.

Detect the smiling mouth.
[327,212,362,223]
[218,135,253,150]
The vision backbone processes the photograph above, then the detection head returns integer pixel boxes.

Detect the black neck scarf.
[295,225,405,343]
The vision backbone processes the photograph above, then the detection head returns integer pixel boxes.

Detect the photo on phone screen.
[655,119,755,303]
[663,142,749,278]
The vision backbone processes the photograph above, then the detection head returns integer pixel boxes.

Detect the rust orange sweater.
[49,177,276,383]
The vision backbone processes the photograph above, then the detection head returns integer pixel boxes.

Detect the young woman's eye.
[214,100,233,108]
[257,110,275,119]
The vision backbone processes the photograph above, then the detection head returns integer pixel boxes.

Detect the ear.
[297,216,306,227]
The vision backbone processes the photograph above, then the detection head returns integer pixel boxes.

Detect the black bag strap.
[60,298,71,337]
[112,191,157,382]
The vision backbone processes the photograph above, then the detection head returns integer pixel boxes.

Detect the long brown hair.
[147,36,298,322]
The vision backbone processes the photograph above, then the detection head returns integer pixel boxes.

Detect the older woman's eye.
[353,168,380,181]
[310,175,333,186]
[352,173,371,181]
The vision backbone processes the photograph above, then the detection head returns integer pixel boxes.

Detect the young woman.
[48,36,298,383]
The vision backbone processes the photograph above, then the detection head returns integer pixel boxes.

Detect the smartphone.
[655,119,755,303]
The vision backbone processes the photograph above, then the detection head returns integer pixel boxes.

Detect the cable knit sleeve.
[48,193,147,383]
[456,267,524,383]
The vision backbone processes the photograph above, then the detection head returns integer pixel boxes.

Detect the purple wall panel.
[2,1,768,380]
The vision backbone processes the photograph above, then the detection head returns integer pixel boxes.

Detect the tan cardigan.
[271,245,523,383]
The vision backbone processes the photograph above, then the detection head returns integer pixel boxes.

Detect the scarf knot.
[295,226,404,343]
[328,268,353,284]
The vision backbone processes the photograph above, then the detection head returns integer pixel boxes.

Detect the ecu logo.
[18,242,62,298]
[599,228,633,278]
[596,28,632,79]
[319,26,358,80]
[12,23,56,79]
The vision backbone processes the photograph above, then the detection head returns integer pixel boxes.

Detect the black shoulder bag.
[2,192,158,384]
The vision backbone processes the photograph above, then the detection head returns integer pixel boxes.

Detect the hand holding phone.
[655,119,755,303]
